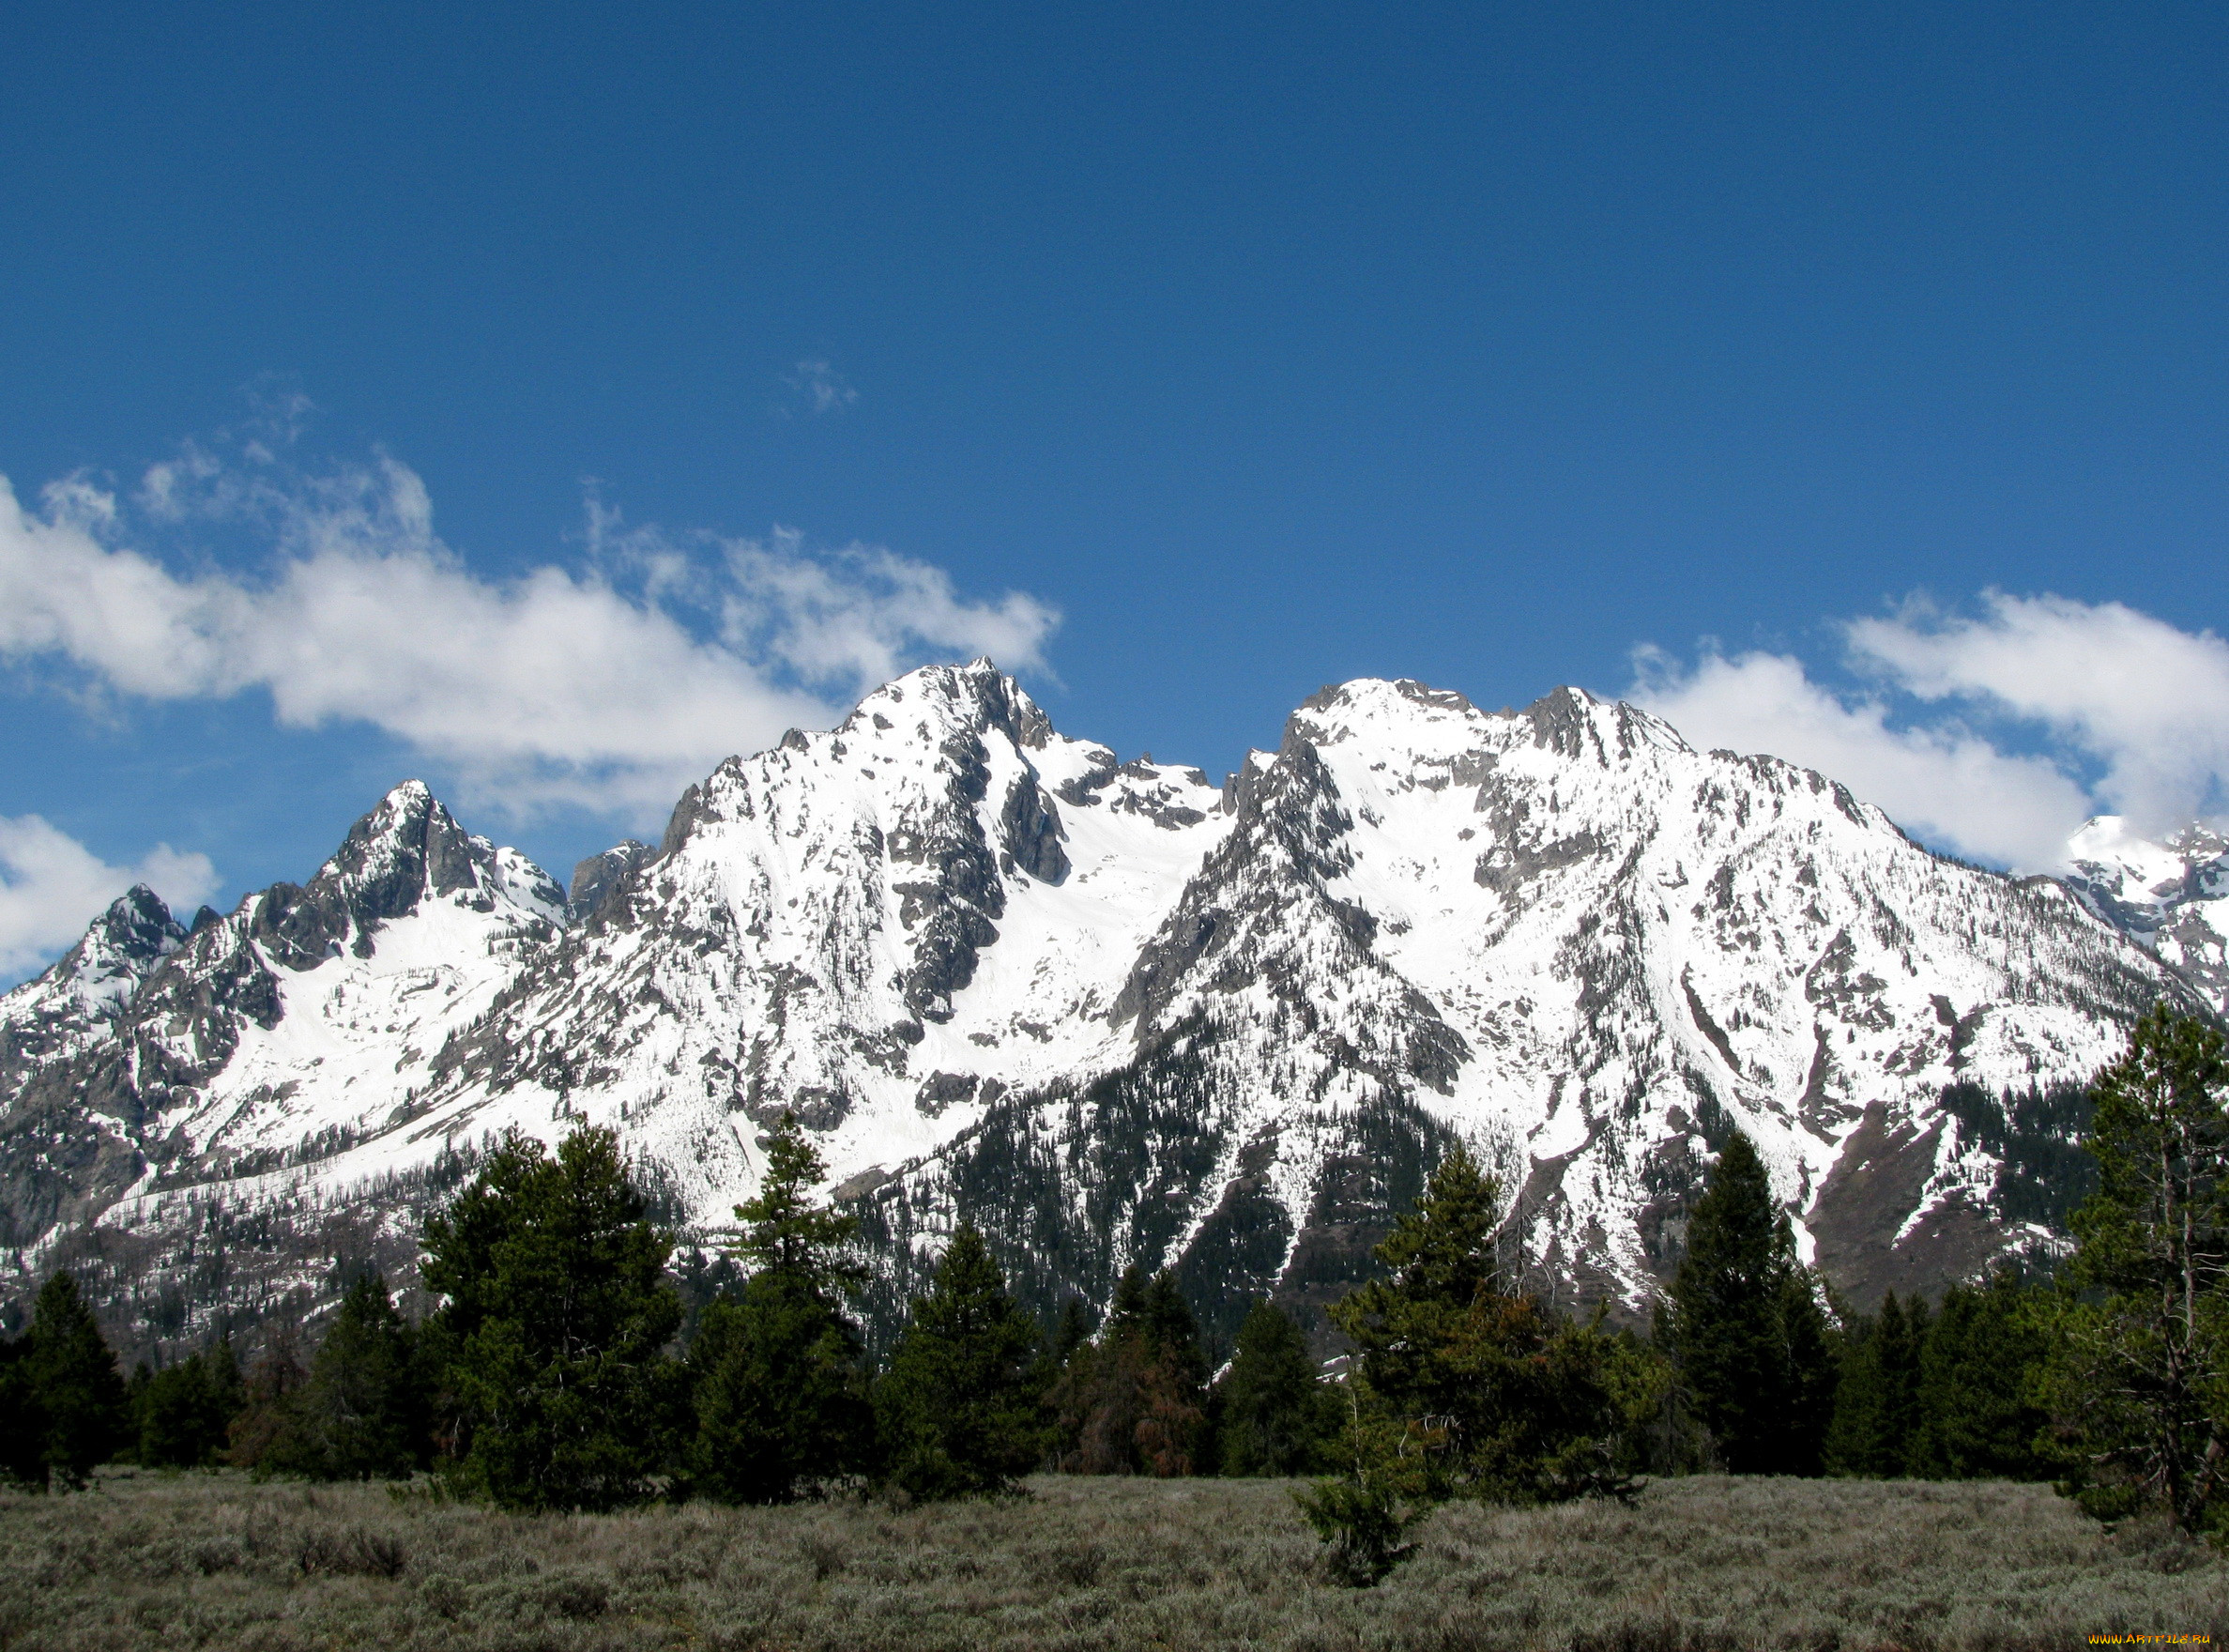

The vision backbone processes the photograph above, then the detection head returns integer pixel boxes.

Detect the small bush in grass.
[1291,1476,1426,1587]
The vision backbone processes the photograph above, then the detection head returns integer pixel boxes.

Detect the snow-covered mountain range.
[1,662,2216,1354]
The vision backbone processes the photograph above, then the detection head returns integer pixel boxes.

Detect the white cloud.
[782,359,858,417]
[0,816,218,982]
[1630,648,2094,870]
[1847,592,2229,833]
[1631,593,2229,873]
[721,529,1061,691]
[0,452,1061,820]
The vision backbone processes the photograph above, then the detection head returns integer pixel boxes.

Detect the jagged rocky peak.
[568,840,652,923]
[0,883,189,1103]
[232,779,565,969]
[53,885,189,1011]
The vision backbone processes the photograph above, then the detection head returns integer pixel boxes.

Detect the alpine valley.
[3,662,2221,1360]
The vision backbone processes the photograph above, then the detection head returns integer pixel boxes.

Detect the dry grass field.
[0,1469,2221,1651]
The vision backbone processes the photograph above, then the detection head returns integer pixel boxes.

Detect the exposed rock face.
[0,664,2208,1360]
[568,840,653,925]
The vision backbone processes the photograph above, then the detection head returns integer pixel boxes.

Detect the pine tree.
[224,1327,309,1471]
[267,1272,429,1479]
[1329,1142,1628,1505]
[1214,1299,1336,1476]
[0,1328,40,1488]
[2044,1007,2229,1529]
[137,1338,243,1469]
[1824,1293,1926,1477]
[1666,1130,1835,1476]
[420,1126,682,1511]
[875,1224,1048,1499]
[1052,1298,1093,1364]
[17,1273,127,1490]
[1050,1264,1211,1476]
[1911,1273,2051,1481]
[687,1110,871,1502]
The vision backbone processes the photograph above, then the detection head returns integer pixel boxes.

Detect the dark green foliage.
[1050,1265,1212,1476]
[253,1273,429,1479]
[1330,1143,1630,1506]
[1291,1475,1426,1586]
[1824,1293,1927,1477]
[3,1273,127,1490]
[688,1111,871,1504]
[2042,1007,2229,1531]
[730,1112,867,1296]
[0,1332,38,1488]
[1214,1300,1337,1476]
[1665,1130,1836,1476]
[875,1224,1049,1499]
[686,1279,870,1503]
[1941,1079,2099,1231]
[1052,1297,1093,1364]
[1912,1274,2052,1481]
[135,1338,243,1469]
[420,1126,682,1511]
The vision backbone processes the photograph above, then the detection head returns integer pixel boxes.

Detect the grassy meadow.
[0,1469,2220,1651]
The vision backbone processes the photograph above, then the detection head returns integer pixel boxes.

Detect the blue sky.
[4,4,2228,978]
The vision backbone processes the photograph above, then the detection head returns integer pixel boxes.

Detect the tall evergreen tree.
[1912,1273,2051,1481]
[2044,1007,2229,1529]
[687,1110,871,1503]
[1665,1130,1836,1476]
[11,1273,128,1490]
[1050,1264,1211,1476]
[1052,1298,1093,1365]
[420,1126,682,1511]
[263,1272,429,1479]
[1824,1293,1926,1477]
[0,1326,40,1488]
[1214,1299,1336,1476]
[1330,1142,1627,1503]
[875,1224,1048,1499]
[137,1338,243,1469]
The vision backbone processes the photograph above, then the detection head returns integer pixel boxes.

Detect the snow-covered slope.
[2064,818,2229,1012]
[0,781,563,1251]
[0,662,2207,1356]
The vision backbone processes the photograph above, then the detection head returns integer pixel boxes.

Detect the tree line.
[3,1008,2225,1576]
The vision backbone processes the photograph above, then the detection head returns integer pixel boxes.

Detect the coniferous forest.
[5,1006,2229,1609]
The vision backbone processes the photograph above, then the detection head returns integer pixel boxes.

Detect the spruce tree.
[1331,1142,1627,1503]
[1824,1293,1925,1477]
[1666,1130,1835,1476]
[0,1327,40,1487]
[874,1223,1048,1499]
[1911,1273,2051,1480]
[2044,1007,2229,1528]
[137,1338,244,1469]
[421,1126,682,1511]
[1053,1297,1093,1364]
[1050,1264,1211,1476]
[687,1110,871,1502]
[1214,1299,1336,1476]
[18,1273,127,1490]
[270,1272,429,1479]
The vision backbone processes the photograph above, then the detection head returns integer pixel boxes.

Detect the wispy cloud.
[0,816,217,982]
[1630,593,2229,871]
[781,359,858,418]
[0,441,1060,823]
